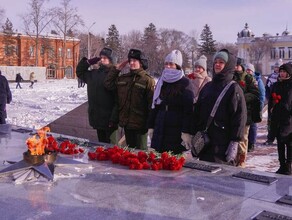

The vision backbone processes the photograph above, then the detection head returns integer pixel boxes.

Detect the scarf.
[151,68,184,108]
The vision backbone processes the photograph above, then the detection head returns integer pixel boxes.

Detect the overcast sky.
[2,0,292,43]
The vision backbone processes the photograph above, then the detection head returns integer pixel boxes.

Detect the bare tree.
[248,37,274,72]
[216,42,238,57]
[53,0,84,74]
[158,28,196,73]
[21,0,55,66]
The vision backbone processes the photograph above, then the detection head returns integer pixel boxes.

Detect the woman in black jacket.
[270,63,292,175]
[148,50,194,154]
[192,49,247,164]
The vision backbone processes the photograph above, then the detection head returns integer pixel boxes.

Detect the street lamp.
[87,22,96,58]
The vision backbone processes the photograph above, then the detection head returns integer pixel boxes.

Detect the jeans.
[248,123,257,145]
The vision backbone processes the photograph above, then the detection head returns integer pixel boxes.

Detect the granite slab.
[0,125,291,220]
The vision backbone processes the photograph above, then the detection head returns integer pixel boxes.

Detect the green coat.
[233,71,260,125]
[76,58,118,130]
[104,68,155,133]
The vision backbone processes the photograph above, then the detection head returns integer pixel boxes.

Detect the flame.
[26,127,50,155]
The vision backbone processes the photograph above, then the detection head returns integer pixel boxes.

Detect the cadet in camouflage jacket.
[104,49,155,149]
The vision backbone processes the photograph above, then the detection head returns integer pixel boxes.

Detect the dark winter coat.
[104,67,155,133]
[193,51,247,162]
[16,73,23,83]
[233,71,260,125]
[76,57,118,130]
[148,77,194,154]
[0,73,12,124]
[270,78,292,142]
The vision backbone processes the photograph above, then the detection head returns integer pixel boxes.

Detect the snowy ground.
[6,79,87,129]
[5,79,279,173]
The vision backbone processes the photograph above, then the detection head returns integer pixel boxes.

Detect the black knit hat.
[279,63,292,77]
[128,49,148,70]
[99,47,115,63]
[236,57,245,72]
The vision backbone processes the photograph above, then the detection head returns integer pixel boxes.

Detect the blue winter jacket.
[254,72,266,109]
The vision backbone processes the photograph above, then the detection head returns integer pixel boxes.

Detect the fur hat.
[165,50,183,68]
[279,63,292,77]
[245,63,255,73]
[194,55,207,70]
[274,59,283,67]
[128,49,148,70]
[99,47,116,63]
[213,51,229,63]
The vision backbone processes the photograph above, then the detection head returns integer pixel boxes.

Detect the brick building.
[0,31,80,79]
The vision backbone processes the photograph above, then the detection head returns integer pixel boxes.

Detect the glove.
[225,141,239,163]
[148,128,154,140]
[181,133,192,150]
[87,57,101,65]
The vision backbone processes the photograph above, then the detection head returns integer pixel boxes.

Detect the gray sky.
[2,0,292,43]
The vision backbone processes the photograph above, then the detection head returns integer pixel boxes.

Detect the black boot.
[286,162,291,175]
[248,143,255,152]
[276,164,288,174]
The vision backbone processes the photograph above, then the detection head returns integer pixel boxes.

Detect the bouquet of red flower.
[87,146,185,171]
[271,92,281,104]
[45,136,84,155]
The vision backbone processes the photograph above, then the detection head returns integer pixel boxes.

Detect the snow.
[5,79,280,173]
[6,79,87,129]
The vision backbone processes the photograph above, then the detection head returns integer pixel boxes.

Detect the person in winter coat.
[104,49,155,149]
[265,59,283,145]
[0,70,12,124]
[233,59,260,168]
[29,72,35,88]
[187,55,211,103]
[15,73,23,89]
[76,47,118,144]
[147,50,195,154]
[269,63,292,175]
[245,63,266,152]
[192,49,247,165]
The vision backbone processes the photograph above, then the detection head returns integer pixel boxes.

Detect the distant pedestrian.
[269,63,292,175]
[15,73,23,89]
[0,70,12,124]
[264,59,283,145]
[29,72,35,88]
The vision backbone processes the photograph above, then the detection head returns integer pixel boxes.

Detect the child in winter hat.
[194,55,207,70]
[164,50,183,69]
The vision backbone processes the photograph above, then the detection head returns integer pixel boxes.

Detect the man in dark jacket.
[0,70,12,124]
[76,47,118,144]
[104,49,155,149]
[233,59,260,168]
[193,49,247,164]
